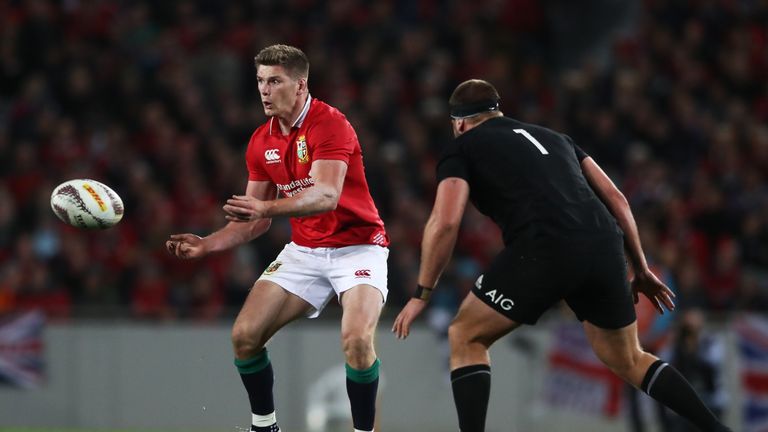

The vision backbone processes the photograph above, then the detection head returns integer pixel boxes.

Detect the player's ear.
[297,77,308,94]
[452,118,466,137]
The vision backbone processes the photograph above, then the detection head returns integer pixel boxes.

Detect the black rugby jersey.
[436,116,623,250]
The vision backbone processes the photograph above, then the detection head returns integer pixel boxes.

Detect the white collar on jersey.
[269,94,312,135]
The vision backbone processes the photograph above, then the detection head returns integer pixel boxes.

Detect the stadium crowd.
[0,0,766,321]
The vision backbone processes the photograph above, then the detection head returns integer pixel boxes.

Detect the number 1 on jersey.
[513,129,549,155]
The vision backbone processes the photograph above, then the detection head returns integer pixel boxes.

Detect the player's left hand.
[392,298,428,340]
[631,269,676,314]
[223,195,270,222]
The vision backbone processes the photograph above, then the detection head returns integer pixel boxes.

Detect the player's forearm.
[582,158,650,275]
[203,219,271,253]
[263,184,339,218]
[605,191,648,273]
[418,215,461,288]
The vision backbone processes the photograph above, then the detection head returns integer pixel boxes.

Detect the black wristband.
[414,284,433,301]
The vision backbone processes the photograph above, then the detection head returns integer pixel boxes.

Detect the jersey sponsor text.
[277,177,315,197]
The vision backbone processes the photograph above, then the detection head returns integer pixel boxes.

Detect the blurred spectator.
[172,269,223,322]
[130,259,172,320]
[0,262,21,315]
[675,258,710,311]
[736,270,768,312]
[223,245,261,309]
[703,239,742,310]
[0,0,766,321]
[663,309,728,431]
[73,267,121,318]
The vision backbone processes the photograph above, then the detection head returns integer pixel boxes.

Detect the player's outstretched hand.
[631,269,676,314]
[224,195,269,222]
[166,233,207,259]
[392,298,428,340]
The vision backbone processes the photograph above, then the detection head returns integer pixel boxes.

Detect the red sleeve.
[310,116,357,164]
[246,133,270,181]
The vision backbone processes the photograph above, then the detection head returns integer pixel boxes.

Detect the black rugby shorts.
[472,245,636,329]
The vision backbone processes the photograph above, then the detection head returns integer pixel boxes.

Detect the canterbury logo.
[264,149,281,163]
[354,269,371,278]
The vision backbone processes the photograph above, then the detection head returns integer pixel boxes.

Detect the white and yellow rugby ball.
[50,179,124,229]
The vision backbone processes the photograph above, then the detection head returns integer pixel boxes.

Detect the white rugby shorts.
[257,242,389,318]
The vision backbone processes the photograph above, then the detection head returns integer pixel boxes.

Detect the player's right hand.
[165,233,207,259]
[631,269,676,314]
[392,298,428,340]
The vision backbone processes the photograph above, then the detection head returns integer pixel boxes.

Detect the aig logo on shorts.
[263,261,282,275]
[475,274,515,311]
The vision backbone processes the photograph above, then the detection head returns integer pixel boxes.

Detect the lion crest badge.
[263,261,282,275]
[296,135,310,164]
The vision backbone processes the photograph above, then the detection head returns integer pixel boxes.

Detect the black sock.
[346,359,380,431]
[641,360,729,432]
[451,364,491,432]
[235,349,279,432]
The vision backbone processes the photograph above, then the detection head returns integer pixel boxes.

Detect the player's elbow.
[609,187,629,209]
[318,194,339,212]
[431,217,461,235]
[317,186,340,211]
[250,218,272,237]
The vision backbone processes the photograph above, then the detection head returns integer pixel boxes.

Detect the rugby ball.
[50,179,124,229]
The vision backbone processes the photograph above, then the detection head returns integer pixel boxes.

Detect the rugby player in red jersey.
[166,44,388,432]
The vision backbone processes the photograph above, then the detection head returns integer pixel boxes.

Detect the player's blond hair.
[254,44,309,79]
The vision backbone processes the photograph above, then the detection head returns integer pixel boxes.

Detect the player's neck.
[457,112,503,136]
[277,93,310,135]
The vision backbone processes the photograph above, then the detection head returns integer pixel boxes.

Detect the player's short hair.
[254,44,309,79]
[449,79,501,119]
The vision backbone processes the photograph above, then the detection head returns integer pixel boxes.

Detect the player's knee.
[341,329,373,363]
[448,321,473,347]
[448,322,461,345]
[599,347,643,379]
[231,322,265,358]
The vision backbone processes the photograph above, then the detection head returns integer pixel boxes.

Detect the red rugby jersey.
[245,96,388,248]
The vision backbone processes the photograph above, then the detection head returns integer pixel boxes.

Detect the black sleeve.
[564,134,589,161]
[574,144,588,161]
[436,139,470,182]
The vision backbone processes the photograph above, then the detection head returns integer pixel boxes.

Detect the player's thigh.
[451,292,521,347]
[233,279,313,344]
[583,319,644,369]
[473,246,567,326]
[259,243,338,318]
[565,252,636,329]
[329,244,389,323]
[340,284,384,336]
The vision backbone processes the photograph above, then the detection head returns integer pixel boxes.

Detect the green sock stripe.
[345,358,381,384]
[234,349,270,374]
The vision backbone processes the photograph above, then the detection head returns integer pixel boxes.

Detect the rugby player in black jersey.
[393,79,732,432]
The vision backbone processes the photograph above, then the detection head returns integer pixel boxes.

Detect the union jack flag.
[540,322,624,417]
[735,314,768,432]
[0,311,45,388]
